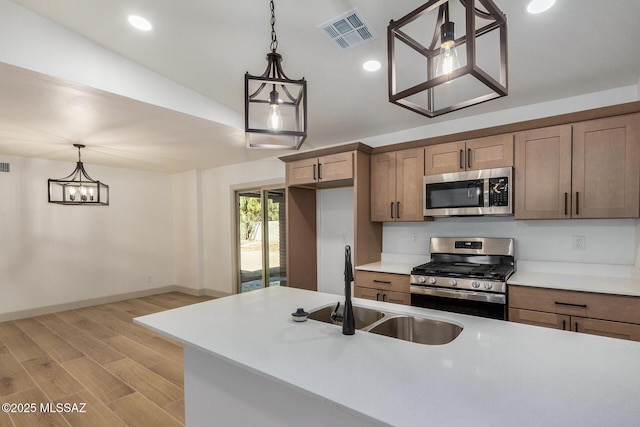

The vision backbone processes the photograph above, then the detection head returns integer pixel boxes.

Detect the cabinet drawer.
[509,286,640,325]
[355,271,409,293]
[354,287,411,306]
[573,316,640,342]
[509,308,569,330]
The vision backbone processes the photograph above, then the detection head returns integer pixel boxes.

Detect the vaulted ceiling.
[1,0,639,173]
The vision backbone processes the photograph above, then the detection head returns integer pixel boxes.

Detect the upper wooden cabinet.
[424,134,514,175]
[515,114,640,219]
[514,125,573,219]
[286,152,353,187]
[371,148,424,222]
[572,115,640,218]
[280,144,382,292]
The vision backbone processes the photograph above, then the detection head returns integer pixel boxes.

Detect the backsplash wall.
[382,218,639,265]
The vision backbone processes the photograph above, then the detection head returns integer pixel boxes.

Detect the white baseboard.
[0,285,233,322]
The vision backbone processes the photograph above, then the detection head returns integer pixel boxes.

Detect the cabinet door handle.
[467,148,471,169]
[459,150,464,169]
[318,163,322,180]
[390,202,394,219]
[373,280,392,285]
[555,301,587,308]
[376,293,380,301]
[574,321,579,332]
[313,164,317,181]
[396,201,400,219]
[382,293,387,302]
[564,193,568,216]
[575,192,579,215]
[562,319,567,330]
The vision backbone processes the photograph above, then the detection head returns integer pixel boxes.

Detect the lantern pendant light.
[48,144,109,206]
[388,0,508,118]
[244,0,307,150]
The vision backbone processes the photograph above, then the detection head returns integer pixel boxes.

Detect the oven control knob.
[429,277,437,285]
[449,279,457,287]
[484,282,493,290]
[471,281,481,289]
[419,276,427,284]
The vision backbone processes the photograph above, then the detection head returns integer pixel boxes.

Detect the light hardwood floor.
[0,292,214,427]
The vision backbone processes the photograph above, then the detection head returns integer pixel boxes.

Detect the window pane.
[265,189,286,287]
[238,191,263,293]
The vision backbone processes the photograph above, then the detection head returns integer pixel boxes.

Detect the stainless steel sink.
[308,304,462,345]
[308,305,385,330]
[367,315,463,345]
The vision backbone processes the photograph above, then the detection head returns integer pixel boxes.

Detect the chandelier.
[388,0,507,117]
[48,144,109,206]
[244,0,307,150]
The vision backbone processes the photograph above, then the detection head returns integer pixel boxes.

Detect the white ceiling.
[2,0,640,173]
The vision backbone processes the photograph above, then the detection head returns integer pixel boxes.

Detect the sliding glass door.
[236,187,286,293]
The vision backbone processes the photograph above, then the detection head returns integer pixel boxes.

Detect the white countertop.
[508,271,640,296]
[355,261,415,275]
[355,253,428,275]
[358,256,640,297]
[135,286,640,427]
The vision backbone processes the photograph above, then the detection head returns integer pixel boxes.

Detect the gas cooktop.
[411,262,514,281]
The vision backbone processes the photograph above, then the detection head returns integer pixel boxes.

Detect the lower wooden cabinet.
[508,285,640,342]
[354,271,411,306]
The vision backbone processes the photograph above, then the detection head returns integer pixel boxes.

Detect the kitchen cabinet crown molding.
[279,142,372,163]
[371,100,640,154]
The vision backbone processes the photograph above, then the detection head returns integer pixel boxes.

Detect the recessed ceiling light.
[128,15,152,31]
[527,0,555,14]
[363,60,381,72]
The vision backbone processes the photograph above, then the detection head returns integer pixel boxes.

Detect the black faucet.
[342,245,355,335]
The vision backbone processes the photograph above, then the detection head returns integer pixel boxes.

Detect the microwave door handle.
[484,179,490,207]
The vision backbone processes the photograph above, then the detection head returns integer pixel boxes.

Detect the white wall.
[0,154,173,316]
[172,170,202,291]
[199,157,285,295]
[316,188,354,296]
[382,218,639,265]
[0,0,241,128]
[358,85,638,149]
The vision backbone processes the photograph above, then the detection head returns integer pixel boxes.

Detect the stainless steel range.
[410,237,515,320]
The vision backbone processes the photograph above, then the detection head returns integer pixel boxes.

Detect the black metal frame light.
[245,0,307,150]
[388,0,507,118]
[48,144,109,206]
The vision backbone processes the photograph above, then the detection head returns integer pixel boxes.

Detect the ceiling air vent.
[319,9,377,50]
[0,162,9,173]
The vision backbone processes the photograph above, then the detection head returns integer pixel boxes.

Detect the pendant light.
[48,144,109,206]
[245,0,307,150]
[434,3,461,79]
[388,0,508,117]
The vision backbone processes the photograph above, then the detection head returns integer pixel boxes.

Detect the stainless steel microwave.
[423,167,512,216]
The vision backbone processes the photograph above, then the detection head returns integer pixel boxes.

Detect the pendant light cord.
[270,0,278,52]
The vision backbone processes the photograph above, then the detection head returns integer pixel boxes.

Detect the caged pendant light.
[388,0,508,118]
[48,144,109,206]
[244,0,307,150]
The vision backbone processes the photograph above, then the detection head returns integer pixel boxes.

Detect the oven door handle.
[410,285,506,304]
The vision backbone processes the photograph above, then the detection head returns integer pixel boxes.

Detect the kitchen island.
[135,286,640,426]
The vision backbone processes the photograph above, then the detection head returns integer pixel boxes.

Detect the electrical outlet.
[572,235,586,251]
[342,232,347,243]
[411,234,417,243]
